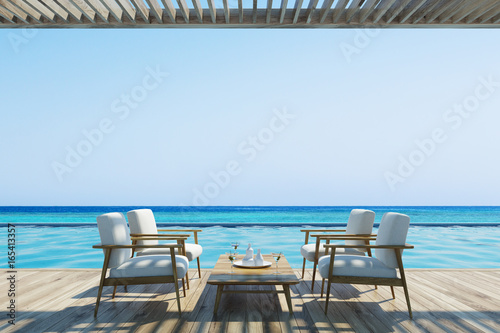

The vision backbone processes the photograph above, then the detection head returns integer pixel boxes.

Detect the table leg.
[283,284,293,313]
[214,285,224,315]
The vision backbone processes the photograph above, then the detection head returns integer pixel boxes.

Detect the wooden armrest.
[324,243,414,250]
[157,229,202,232]
[93,244,183,249]
[311,234,377,240]
[300,229,346,232]
[130,233,191,238]
[130,236,188,241]
[157,229,202,244]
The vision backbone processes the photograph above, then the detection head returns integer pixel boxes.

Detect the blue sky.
[1,29,500,206]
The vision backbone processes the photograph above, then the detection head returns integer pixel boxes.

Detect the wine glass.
[230,242,240,253]
[271,252,283,274]
[226,252,237,274]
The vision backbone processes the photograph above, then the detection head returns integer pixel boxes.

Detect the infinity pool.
[1,225,499,269]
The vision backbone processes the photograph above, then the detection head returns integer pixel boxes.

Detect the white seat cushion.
[109,255,189,279]
[136,243,202,262]
[318,255,397,279]
[301,243,364,262]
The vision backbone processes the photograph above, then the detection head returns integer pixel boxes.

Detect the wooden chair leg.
[396,249,412,319]
[301,258,306,279]
[124,285,127,292]
[325,279,332,314]
[185,270,190,289]
[182,278,186,297]
[390,286,396,299]
[311,262,317,293]
[94,280,105,317]
[94,249,110,318]
[174,279,182,315]
[112,285,117,299]
[403,284,413,319]
[320,278,325,298]
[197,257,201,278]
[374,285,378,290]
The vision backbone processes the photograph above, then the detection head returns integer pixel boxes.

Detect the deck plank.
[1,268,499,333]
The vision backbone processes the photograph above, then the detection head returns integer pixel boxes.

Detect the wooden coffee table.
[207,254,300,314]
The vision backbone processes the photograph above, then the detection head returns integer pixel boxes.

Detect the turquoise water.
[1,226,499,269]
[1,206,500,225]
[1,206,499,269]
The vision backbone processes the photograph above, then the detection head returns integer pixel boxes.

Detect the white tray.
[233,260,272,269]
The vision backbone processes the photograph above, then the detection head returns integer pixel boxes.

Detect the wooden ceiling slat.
[192,0,202,23]
[399,0,426,24]
[279,0,287,23]
[452,1,485,24]
[0,9,16,22]
[385,0,410,24]
[116,0,136,21]
[412,0,439,23]
[6,0,42,22]
[7,0,43,22]
[0,1,29,23]
[52,0,83,22]
[266,0,271,23]
[492,12,500,23]
[160,0,176,22]
[21,0,56,22]
[252,0,256,22]
[206,0,215,23]
[438,0,467,23]
[67,0,95,23]
[372,0,396,23]
[345,0,361,24]
[479,4,500,23]
[292,0,303,24]
[318,0,334,24]
[128,0,148,23]
[113,0,136,23]
[304,0,319,24]
[425,0,456,23]
[222,0,229,23]
[359,0,380,24]
[332,0,348,24]
[177,0,190,23]
[238,0,242,23]
[39,0,70,22]
[81,0,107,22]
[466,0,499,23]
[95,0,122,23]
[143,0,162,23]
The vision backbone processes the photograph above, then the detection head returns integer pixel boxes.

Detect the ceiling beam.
[292,0,303,24]
[222,0,229,23]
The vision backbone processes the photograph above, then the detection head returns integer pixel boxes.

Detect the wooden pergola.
[1,0,500,28]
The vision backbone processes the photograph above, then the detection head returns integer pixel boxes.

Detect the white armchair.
[127,209,203,290]
[319,212,414,318]
[93,212,189,316]
[300,209,376,292]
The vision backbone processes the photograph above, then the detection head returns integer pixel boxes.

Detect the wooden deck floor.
[1,268,499,332]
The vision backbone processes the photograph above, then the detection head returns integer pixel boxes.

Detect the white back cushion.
[97,212,132,268]
[375,212,410,268]
[345,209,375,248]
[127,209,159,246]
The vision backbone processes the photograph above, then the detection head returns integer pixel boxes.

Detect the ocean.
[2,206,500,226]
[1,206,499,269]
